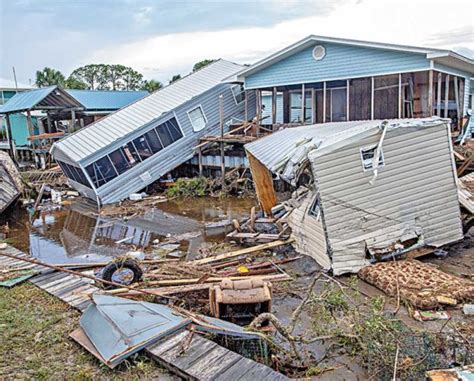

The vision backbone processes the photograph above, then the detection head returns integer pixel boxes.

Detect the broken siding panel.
[245,42,430,89]
[286,194,331,269]
[312,123,462,275]
[95,84,252,204]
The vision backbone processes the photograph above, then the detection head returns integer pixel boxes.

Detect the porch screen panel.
[349,78,371,121]
[374,75,399,119]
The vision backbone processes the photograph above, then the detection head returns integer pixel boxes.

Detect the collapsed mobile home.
[245,117,464,275]
[51,60,256,204]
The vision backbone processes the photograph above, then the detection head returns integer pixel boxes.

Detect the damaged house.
[51,60,255,204]
[245,117,464,275]
[235,35,474,136]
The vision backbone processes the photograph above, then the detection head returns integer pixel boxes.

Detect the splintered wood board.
[146,331,289,381]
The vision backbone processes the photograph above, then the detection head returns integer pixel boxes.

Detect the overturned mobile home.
[245,117,464,275]
[51,60,255,204]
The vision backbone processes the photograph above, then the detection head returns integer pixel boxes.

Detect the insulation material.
[358,260,474,309]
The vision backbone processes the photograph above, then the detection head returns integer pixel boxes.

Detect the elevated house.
[0,87,147,167]
[245,117,463,275]
[236,35,474,136]
[51,60,256,204]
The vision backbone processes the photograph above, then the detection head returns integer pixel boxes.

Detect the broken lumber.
[192,238,294,265]
[144,273,291,287]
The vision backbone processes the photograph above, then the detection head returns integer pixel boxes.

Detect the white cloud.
[90,0,474,82]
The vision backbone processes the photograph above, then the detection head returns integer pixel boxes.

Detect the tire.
[100,259,143,289]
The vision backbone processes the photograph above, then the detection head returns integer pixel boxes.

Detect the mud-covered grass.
[0,283,172,380]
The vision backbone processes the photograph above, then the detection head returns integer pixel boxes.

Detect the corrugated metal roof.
[245,117,447,182]
[66,90,148,110]
[0,86,57,113]
[54,60,245,162]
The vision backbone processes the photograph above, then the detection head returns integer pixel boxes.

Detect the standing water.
[1,197,257,264]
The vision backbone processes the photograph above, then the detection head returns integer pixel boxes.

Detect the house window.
[231,84,246,104]
[360,146,384,171]
[85,156,118,188]
[308,196,321,219]
[57,160,92,188]
[108,147,136,174]
[188,106,207,132]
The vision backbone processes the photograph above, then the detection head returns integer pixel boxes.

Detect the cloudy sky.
[1,0,473,87]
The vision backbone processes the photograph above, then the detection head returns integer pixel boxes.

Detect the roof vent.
[312,45,326,61]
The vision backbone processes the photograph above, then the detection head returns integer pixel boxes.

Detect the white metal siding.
[311,122,463,275]
[94,85,255,204]
[286,194,331,270]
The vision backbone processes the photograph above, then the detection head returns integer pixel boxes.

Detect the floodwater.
[1,197,257,264]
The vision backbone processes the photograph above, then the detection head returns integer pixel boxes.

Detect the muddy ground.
[0,196,473,380]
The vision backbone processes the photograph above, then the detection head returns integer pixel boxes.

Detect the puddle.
[2,197,256,264]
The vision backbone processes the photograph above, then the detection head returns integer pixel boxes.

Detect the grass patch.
[166,177,208,198]
[0,283,172,380]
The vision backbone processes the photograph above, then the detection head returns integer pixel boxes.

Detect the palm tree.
[35,67,66,87]
[141,79,163,93]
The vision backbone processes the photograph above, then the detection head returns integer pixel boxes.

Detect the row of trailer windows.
[57,160,92,188]
[85,117,183,189]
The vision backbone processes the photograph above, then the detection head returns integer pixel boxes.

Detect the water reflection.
[4,197,255,264]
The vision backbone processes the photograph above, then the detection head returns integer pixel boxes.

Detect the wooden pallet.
[146,330,288,381]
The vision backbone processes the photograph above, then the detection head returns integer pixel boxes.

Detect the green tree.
[193,59,216,72]
[104,64,127,90]
[169,74,181,84]
[35,67,65,87]
[68,64,104,90]
[141,79,163,92]
[64,76,88,90]
[121,67,144,90]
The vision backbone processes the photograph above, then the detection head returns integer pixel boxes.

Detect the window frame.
[187,105,208,132]
[360,145,385,172]
[231,84,246,105]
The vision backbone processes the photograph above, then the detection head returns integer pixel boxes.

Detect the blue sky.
[1,0,473,86]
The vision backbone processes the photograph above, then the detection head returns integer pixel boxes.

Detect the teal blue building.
[237,35,474,135]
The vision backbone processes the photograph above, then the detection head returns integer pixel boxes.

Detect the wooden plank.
[370,77,374,120]
[148,331,190,357]
[192,238,294,265]
[164,336,217,370]
[184,346,240,379]
[214,357,257,381]
[247,152,277,215]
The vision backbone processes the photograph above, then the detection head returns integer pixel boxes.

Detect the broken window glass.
[231,84,246,104]
[165,118,183,141]
[144,129,163,153]
[109,148,135,174]
[308,196,321,219]
[85,156,117,188]
[57,160,92,188]
[133,135,153,161]
[188,106,207,132]
[360,146,384,171]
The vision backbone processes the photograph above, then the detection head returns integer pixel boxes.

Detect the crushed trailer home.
[245,117,464,275]
[51,60,256,204]
[0,151,24,213]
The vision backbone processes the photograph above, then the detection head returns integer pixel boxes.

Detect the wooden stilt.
[311,87,316,124]
[436,72,442,116]
[323,82,327,123]
[301,84,305,124]
[428,70,434,116]
[444,74,450,118]
[272,87,277,125]
[398,74,402,119]
[371,77,375,120]
[346,79,350,121]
